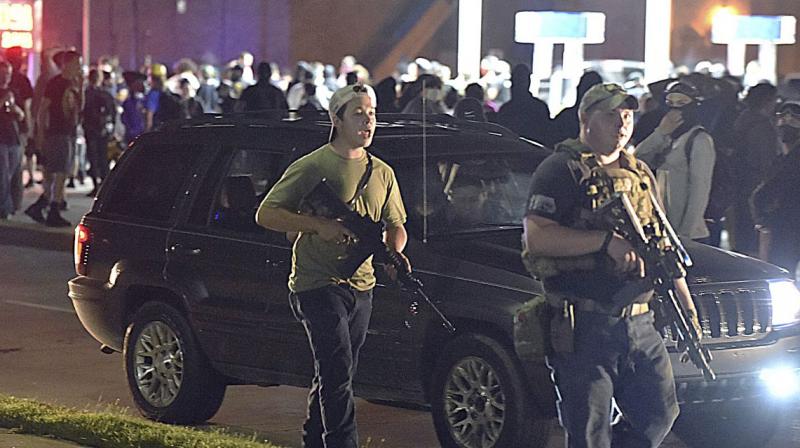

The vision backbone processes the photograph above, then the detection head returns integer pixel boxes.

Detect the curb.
[1,183,94,253]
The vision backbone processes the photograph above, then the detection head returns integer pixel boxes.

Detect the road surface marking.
[3,299,75,314]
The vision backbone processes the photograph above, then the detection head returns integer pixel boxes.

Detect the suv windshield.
[393,153,533,236]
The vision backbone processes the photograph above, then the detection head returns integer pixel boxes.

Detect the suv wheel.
[124,302,226,424]
[431,334,550,448]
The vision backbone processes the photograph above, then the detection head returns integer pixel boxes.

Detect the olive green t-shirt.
[259,144,407,293]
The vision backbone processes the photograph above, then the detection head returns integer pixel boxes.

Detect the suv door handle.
[169,244,202,256]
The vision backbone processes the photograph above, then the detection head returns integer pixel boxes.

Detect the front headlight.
[795,261,800,285]
[759,366,800,399]
[769,280,800,326]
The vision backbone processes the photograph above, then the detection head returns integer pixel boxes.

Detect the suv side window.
[189,148,282,235]
[394,153,535,235]
[102,143,203,223]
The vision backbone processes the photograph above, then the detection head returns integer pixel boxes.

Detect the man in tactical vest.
[522,83,700,448]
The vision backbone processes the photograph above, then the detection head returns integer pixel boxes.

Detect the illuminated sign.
[712,14,796,44]
[515,11,606,43]
[0,2,33,49]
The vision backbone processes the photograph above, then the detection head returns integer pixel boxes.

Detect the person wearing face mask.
[635,81,716,242]
[400,74,446,114]
[750,101,800,271]
[730,83,780,255]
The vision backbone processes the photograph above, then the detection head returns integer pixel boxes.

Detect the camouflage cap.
[579,83,638,116]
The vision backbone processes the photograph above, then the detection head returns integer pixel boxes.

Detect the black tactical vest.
[522,140,660,280]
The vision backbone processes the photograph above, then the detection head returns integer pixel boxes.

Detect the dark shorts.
[42,134,75,174]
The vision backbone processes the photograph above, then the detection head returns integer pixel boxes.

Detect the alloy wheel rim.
[443,356,506,448]
[134,321,184,407]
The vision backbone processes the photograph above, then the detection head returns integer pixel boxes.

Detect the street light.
[709,5,738,26]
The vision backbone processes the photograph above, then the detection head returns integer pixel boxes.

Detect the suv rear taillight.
[74,224,91,275]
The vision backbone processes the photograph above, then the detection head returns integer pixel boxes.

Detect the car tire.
[124,301,226,424]
[430,333,550,448]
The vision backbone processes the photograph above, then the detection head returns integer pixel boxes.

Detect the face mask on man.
[424,88,441,102]
[669,104,700,139]
[778,124,800,145]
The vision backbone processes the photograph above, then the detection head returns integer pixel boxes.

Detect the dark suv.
[69,111,800,448]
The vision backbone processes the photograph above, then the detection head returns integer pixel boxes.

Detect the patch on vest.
[528,194,557,215]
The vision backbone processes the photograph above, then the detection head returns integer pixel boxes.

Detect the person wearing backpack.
[635,81,716,242]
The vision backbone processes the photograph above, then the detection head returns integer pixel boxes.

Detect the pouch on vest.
[513,295,553,359]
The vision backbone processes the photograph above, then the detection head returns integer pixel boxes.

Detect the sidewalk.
[0,181,95,253]
[0,428,86,448]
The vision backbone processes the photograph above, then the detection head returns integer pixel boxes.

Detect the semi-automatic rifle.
[300,178,456,333]
[593,190,716,381]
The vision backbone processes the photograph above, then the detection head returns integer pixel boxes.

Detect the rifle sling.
[346,151,373,208]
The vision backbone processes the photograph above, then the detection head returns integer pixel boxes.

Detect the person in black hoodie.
[751,101,800,272]
[83,68,116,195]
[551,71,602,143]
[238,62,288,112]
[496,64,555,147]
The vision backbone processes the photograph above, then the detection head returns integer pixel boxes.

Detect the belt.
[564,298,649,318]
[620,302,649,318]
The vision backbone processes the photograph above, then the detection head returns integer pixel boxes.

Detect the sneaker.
[45,207,71,227]
[24,203,46,223]
[32,194,48,207]
[66,178,76,188]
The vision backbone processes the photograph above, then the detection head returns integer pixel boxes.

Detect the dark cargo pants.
[547,310,679,448]
[291,284,373,448]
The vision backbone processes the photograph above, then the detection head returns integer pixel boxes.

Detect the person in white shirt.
[636,81,716,241]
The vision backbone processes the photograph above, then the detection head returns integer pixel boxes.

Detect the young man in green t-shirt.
[256,84,408,448]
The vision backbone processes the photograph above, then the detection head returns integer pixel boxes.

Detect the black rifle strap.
[346,150,373,208]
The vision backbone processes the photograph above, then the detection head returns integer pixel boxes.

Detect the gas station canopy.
[712,14,796,45]
[515,11,606,44]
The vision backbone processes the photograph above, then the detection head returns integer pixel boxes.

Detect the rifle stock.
[594,192,716,381]
[300,179,456,333]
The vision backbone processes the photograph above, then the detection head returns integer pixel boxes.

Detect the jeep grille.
[663,287,772,342]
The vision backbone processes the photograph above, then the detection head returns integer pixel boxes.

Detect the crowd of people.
[0,45,798,273]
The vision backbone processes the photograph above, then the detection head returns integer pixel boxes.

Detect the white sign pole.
[727,42,746,77]
[457,0,483,81]
[644,0,672,83]
[31,0,42,80]
[558,41,585,112]
[531,42,553,97]
[758,44,777,85]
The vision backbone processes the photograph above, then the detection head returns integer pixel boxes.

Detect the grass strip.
[0,394,286,448]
